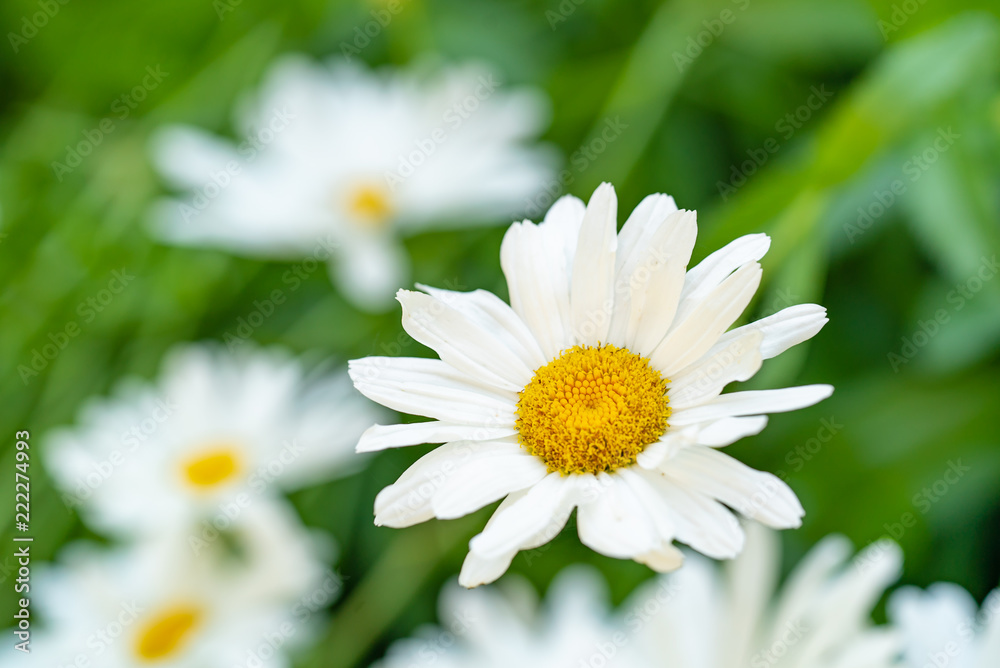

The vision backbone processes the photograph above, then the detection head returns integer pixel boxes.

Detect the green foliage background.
[1,0,999,665]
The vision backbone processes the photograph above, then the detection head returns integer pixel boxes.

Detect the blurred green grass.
[2,0,999,665]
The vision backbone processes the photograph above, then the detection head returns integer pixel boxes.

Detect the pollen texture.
[515,344,670,475]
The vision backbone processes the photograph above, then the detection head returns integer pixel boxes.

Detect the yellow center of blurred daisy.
[346,183,393,227]
[181,446,242,489]
[134,606,202,662]
[516,345,670,475]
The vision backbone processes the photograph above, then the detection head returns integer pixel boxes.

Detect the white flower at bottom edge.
[630,523,904,668]
[374,566,649,668]
[45,343,384,539]
[3,499,335,668]
[349,182,833,587]
[149,55,556,310]
[889,581,1000,668]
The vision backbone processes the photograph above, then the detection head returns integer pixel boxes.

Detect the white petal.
[576,473,659,558]
[608,196,687,343]
[719,523,779,665]
[666,446,804,528]
[398,289,535,391]
[650,262,762,377]
[771,534,854,633]
[459,549,517,589]
[670,385,833,426]
[636,431,696,469]
[979,589,1000,668]
[675,233,771,323]
[636,544,685,573]
[457,491,526,588]
[616,467,678,542]
[694,416,769,447]
[415,284,547,371]
[615,193,679,274]
[716,303,828,361]
[500,196,584,360]
[349,357,517,426]
[570,183,618,346]
[432,450,548,520]
[469,472,580,559]
[668,329,764,409]
[374,440,522,527]
[623,210,698,355]
[356,421,517,453]
[150,125,240,189]
[638,469,745,559]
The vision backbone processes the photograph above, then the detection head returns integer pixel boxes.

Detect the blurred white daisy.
[5,499,334,668]
[350,182,832,586]
[46,343,382,538]
[150,55,555,309]
[889,582,1000,668]
[630,524,903,668]
[375,566,647,668]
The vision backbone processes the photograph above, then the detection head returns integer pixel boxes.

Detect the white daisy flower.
[375,566,648,668]
[349,182,833,586]
[889,582,1000,668]
[46,343,382,538]
[150,55,555,309]
[5,499,333,668]
[630,524,904,668]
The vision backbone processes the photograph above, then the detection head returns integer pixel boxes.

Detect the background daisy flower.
[374,566,648,668]
[3,499,331,668]
[890,582,1000,668]
[630,524,904,668]
[350,182,832,586]
[46,343,382,538]
[150,56,556,310]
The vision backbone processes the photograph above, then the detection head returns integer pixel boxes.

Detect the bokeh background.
[2,0,999,665]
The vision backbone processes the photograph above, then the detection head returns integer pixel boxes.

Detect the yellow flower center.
[345,182,393,228]
[134,606,203,662]
[516,345,670,475]
[181,445,243,489]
